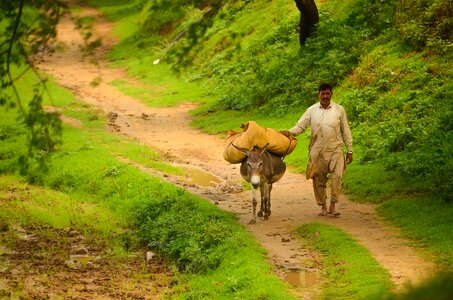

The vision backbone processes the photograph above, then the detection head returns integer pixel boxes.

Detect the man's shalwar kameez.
[289,102,353,206]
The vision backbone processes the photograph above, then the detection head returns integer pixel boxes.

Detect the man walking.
[282,83,353,216]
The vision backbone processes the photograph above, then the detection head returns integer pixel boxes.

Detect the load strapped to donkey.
[223,121,297,222]
[223,120,297,163]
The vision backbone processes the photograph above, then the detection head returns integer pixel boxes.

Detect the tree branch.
[6,0,26,114]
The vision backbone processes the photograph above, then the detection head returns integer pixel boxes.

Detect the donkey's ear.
[232,143,249,155]
[260,143,270,154]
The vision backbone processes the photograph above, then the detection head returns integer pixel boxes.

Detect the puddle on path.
[284,269,318,287]
[178,165,222,187]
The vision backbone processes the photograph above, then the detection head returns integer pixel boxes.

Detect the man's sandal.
[328,211,341,216]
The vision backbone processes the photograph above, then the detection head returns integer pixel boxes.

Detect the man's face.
[319,89,332,108]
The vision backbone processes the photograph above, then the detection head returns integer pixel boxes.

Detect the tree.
[0,0,64,178]
[294,0,319,46]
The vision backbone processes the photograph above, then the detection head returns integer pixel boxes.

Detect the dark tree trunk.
[294,0,319,46]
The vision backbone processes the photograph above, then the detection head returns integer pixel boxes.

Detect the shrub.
[395,0,453,53]
[133,193,236,273]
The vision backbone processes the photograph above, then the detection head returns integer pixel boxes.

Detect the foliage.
[395,0,453,53]
[198,0,394,114]
[0,0,64,178]
[132,193,236,273]
[338,45,453,200]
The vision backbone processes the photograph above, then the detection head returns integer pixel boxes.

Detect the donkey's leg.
[249,188,258,224]
[257,183,265,217]
[262,183,272,220]
[266,183,273,217]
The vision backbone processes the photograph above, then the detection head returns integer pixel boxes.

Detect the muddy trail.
[33,3,437,299]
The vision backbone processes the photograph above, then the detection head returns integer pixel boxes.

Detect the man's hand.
[280,130,291,137]
[346,152,353,164]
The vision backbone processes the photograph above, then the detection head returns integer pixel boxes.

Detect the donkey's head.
[233,143,269,189]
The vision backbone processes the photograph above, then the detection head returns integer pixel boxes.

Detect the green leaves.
[396,0,453,54]
[0,0,64,178]
[134,195,234,273]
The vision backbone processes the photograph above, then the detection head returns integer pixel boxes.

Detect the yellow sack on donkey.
[223,121,297,164]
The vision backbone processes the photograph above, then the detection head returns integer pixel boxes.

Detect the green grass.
[105,60,217,108]
[297,222,394,299]
[342,162,426,204]
[109,74,210,108]
[179,248,295,299]
[378,196,453,268]
[0,175,121,235]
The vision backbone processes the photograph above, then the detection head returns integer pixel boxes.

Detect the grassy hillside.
[89,0,453,271]
[93,0,453,200]
[90,0,452,200]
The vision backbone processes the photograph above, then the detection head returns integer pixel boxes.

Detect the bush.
[396,0,453,53]
[133,193,236,273]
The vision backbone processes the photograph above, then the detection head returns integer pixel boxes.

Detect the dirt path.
[34,3,437,299]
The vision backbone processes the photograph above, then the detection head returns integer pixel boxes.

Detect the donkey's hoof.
[263,215,269,221]
[257,211,263,217]
[248,219,257,225]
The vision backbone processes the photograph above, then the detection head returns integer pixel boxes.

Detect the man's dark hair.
[318,83,333,92]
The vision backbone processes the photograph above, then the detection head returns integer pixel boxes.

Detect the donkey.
[233,144,286,224]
